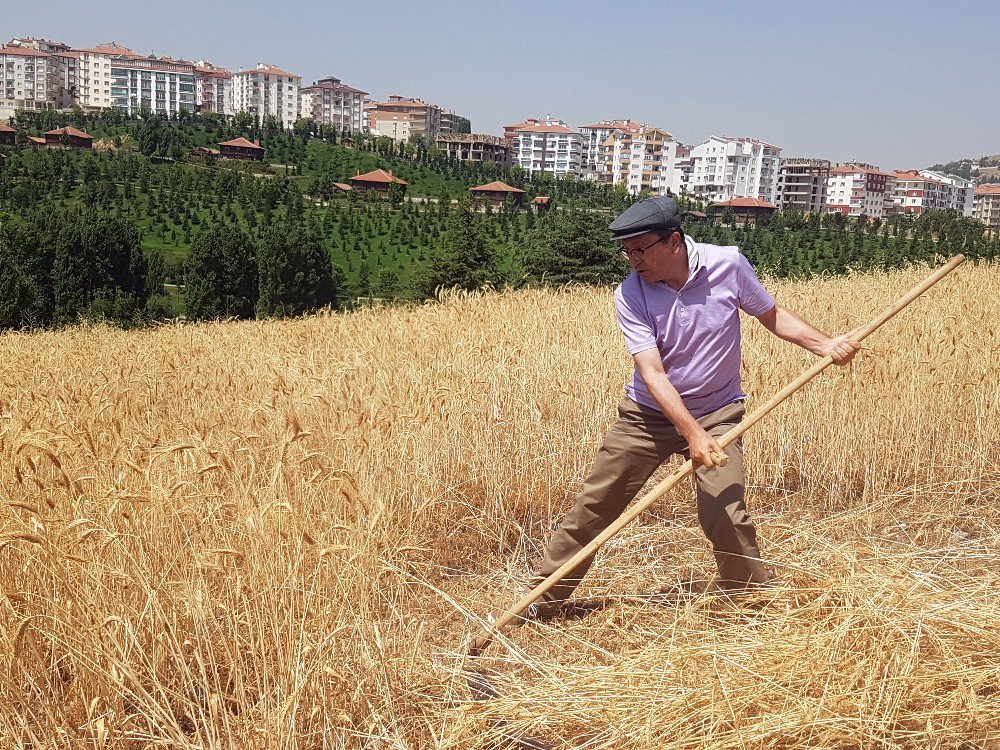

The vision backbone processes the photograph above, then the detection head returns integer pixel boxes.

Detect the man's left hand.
[821,333,861,366]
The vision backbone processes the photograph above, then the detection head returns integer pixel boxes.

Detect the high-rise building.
[298,76,367,133]
[689,135,781,203]
[366,96,442,141]
[110,54,195,116]
[439,108,469,135]
[232,63,301,130]
[972,184,1000,230]
[194,61,232,116]
[825,162,895,218]
[776,158,830,212]
[505,116,584,177]
[578,119,644,179]
[599,125,677,195]
[0,44,63,118]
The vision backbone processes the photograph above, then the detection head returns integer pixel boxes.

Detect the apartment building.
[775,158,830,212]
[599,125,677,195]
[74,43,139,110]
[435,133,512,167]
[367,96,442,141]
[972,184,1000,230]
[578,119,644,178]
[439,108,469,135]
[298,76,367,133]
[919,169,975,216]
[825,162,895,218]
[673,145,693,195]
[110,54,195,116]
[0,44,63,118]
[194,61,232,116]
[505,116,583,177]
[232,64,301,130]
[689,135,781,203]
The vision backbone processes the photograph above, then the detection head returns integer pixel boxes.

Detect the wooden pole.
[467,254,966,657]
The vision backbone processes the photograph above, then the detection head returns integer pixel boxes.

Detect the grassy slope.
[0,262,997,748]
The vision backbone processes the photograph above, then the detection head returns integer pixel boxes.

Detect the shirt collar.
[685,234,701,276]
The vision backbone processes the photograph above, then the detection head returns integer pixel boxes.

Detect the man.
[527,195,860,614]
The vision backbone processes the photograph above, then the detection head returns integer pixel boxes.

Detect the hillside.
[0,259,998,748]
[929,153,1000,183]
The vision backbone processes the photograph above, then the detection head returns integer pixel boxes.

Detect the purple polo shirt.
[614,239,775,418]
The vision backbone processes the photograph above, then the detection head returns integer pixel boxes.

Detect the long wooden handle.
[468,254,965,657]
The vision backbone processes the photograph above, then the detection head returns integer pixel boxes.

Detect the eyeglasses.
[618,237,666,260]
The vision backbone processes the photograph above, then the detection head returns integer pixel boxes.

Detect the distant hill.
[928,154,1000,183]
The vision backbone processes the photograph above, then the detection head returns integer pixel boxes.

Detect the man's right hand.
[686,428,727,469]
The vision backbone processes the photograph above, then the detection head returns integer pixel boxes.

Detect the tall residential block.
[110,54,195,116]
[825,163,895,218]
[505,116,583,177]
[299,76,367,133]
[578,119,645,179]
[776,158,830,212]
[194,61,232,116]
[973,184,1000,230]
[689,135,781,203]
[366,96,442,141]
[232,64,301,130]
[0,44,63,118]
[599,124,678,196]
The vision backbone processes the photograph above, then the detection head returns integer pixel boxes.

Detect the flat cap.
[608,195,683,241]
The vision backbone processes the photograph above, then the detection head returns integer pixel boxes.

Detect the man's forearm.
[765,306,830,356]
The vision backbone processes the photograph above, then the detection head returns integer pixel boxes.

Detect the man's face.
[620,230,681,282]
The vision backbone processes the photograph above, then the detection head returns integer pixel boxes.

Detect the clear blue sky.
[4,0,997,168]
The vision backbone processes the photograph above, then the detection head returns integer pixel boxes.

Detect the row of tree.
[0,208,340,330]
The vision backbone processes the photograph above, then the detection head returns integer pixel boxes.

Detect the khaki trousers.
[533,397,770,604]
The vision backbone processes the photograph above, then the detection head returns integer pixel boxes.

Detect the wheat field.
[1,260,998,749]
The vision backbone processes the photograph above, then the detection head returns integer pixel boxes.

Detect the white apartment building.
[689,135,781,203]
[505,116,583,177]
[298,76,367,133]
[919,169,975,216]
[232,64,301,130]
[367,96,442,141]
[578,119,643,179]
[0,45,63,118]
[825,163,895,218]
[75,44,137,110]
[973,184,1000,230]
[775,158,830,212]
[194,61,232,116]
[600,125,678,195]
[110,55,195,116]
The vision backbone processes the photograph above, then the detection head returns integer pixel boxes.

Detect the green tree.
[521,209,622,285]
[416,202,497,296]
[185,228,259,320]
[256,225,338,317]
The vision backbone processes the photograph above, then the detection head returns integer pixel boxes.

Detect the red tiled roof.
[712,198,777,209]
[580,119,644,133]
[0,46,50,57]
[892,169,944,185]
[975,184,1000,195]
[531,196,551,204]
[0,123,14,132]
[351,168,407,185]
[54,50,82,59]
[219,137,263,150]
[74,44,141,57]
[235,64,300,79]
[513,123,576,134]
[195,66,232,78]
[302,79,367,95]
[27,136,46,144]
[45,126,92,139]
[332,182,353,191]
[470,180,525,194]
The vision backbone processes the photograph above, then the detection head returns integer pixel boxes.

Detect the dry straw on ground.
[1,261,998,749]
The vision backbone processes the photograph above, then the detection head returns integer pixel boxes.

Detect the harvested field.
[1,261,998,749]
